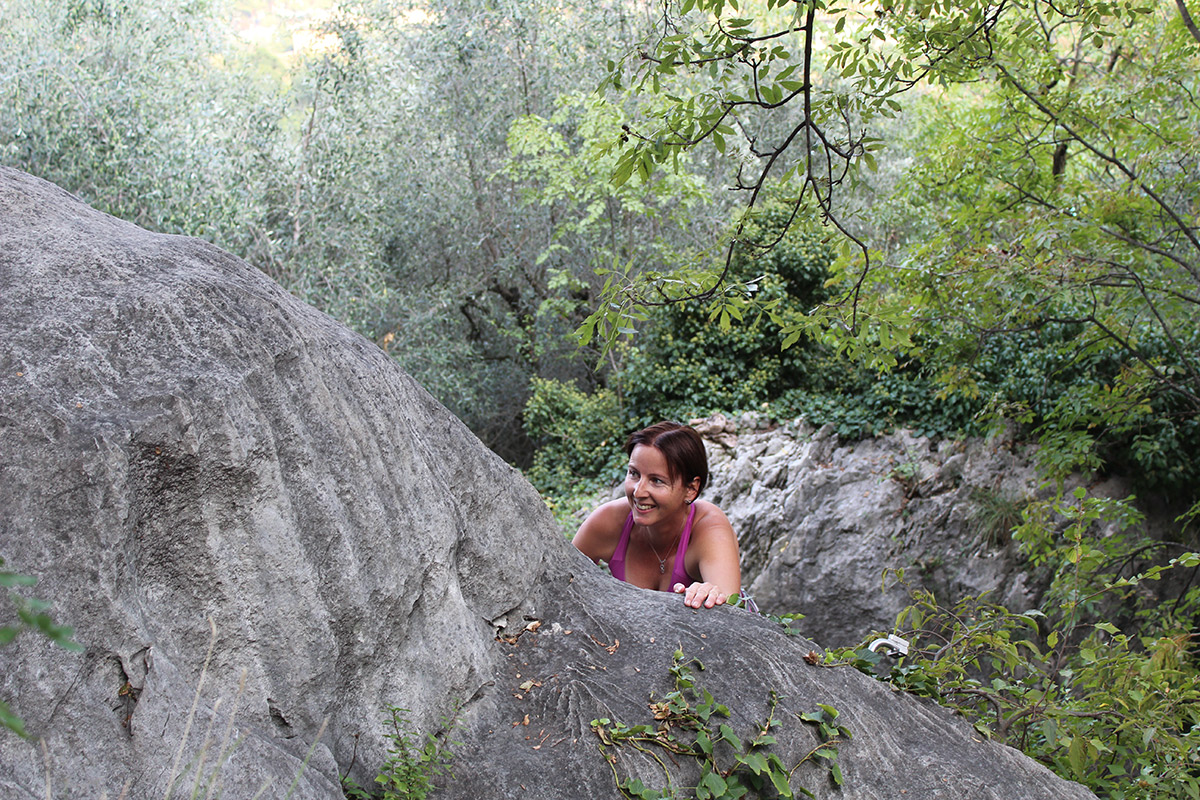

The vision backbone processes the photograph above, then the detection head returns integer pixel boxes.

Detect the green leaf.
[1067,735,1087,777]
[768,765,792,797]
[611,154,636,188]
[0,572,37,588]
[698,770,728,797]
[741,751,769,775]
[718,723,742,751]
[0,700,28,738]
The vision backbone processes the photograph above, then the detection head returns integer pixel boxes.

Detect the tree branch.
[1176,0,1200,45]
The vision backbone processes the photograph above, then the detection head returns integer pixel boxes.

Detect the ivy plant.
[0,556,81,738]
[591,650,850,799]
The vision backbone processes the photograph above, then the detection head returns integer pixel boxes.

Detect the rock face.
[0,167,1095,799]
[694,416,1046,647]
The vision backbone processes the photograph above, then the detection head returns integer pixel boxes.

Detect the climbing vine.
[591,650,850,799]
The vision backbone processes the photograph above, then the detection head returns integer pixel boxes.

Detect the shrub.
[618,205,837,423]
[830,490,1200,800]
[523,377,627,517]
[343,706,458,800]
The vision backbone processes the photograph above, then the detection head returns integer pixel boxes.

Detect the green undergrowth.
[825,490,1200,800]
[343,705,461,800]
[591,650,850,799]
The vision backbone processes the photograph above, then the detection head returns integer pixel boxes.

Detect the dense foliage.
[832,490,1200,800]
[618,203,836,422]
[585,0,1200,503]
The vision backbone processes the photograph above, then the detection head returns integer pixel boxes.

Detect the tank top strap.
[608,512,635,581]
[669,504,699,587]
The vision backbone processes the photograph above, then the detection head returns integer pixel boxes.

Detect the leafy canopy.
[584,0,1200,505]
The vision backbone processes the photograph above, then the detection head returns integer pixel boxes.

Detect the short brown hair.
[625,421,709,494]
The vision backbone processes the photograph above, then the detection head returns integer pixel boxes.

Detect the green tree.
[617,200,837,422]
[587,0,1200,506]
[0,0,283,248]
[301,0,696,460]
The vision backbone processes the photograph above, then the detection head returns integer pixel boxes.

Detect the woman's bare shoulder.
[691,499,732,527]
[573,497,631,562]
[577,497,631,539]
[689,499,735,542]
[587,497,632,527]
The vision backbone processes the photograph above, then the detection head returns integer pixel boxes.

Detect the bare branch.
[1176,0,1200,45]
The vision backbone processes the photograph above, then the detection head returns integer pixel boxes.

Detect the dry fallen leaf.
[803,650,820,665]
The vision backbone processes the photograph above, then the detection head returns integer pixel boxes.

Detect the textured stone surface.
[0,166,557,797]
[450,568,1095,800]
[0,167,1095,799]
[695,415,1047,647]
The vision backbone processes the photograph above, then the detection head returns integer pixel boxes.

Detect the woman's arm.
[571,498,629,564]
[675,502,741,609]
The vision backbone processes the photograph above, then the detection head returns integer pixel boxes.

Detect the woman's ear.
[686,477,701,503]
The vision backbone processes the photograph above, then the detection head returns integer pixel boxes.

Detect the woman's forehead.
[629,444,670,469]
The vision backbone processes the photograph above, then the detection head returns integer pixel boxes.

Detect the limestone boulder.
[695,415,1046,647]
[0,167,1095,799]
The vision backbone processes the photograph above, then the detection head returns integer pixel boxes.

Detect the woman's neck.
[640,504,690,544]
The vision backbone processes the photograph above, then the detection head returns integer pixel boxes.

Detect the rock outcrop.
[0,167,1095,799]
[696,416,1045,647]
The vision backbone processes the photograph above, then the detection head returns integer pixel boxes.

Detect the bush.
[830,491,1200,800]
[619,205,837,423]
[523,377,627,519]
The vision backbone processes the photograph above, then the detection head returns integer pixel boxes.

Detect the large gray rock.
[695,415,1046,647]
[0,167,1095,799]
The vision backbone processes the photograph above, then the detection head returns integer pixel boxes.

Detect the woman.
[573,421,741,609]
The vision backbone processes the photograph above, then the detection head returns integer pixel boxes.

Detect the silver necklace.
[645,533,674,574]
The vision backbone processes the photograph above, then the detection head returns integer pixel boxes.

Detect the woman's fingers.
[674,581,728,608]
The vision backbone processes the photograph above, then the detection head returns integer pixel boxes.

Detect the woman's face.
[625,444,699,528]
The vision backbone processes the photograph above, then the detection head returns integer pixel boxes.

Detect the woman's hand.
[673,581,730,609]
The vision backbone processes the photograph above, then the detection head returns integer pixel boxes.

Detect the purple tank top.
[608,504,700,589]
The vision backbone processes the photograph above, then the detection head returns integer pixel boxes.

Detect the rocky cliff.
[0,167,1095,799]
[696,416,1046,647]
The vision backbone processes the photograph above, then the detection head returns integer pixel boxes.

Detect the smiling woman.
[572,422,743,609]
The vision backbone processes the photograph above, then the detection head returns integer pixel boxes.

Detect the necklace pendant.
[658,560,666,574]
